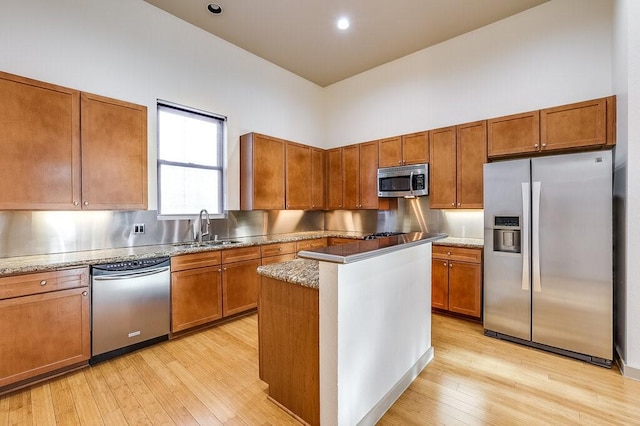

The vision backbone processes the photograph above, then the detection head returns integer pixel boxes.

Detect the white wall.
[613,0,640,377]
[0,0,324,210]
[323,0,613,147]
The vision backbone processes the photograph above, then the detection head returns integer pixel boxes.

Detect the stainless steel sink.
[173,240,240,248]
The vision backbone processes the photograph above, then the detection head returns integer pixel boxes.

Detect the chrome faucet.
[197,209,210,243]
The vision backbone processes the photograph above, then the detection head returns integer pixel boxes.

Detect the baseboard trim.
[616,347,640,381]
[356,347,435,426]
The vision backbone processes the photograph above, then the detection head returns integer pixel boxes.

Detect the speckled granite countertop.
[0,231,367,277]
[257,259,319,289]
[433,237,484,249]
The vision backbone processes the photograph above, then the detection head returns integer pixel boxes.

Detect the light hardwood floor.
[1,313,639,425]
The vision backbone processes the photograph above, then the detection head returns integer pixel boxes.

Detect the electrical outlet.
[133,223,145,234]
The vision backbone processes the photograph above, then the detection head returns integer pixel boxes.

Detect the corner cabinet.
[0,267,90,389]
[431,246,482,319]
[430,121,486,209]
[0,71,147,210]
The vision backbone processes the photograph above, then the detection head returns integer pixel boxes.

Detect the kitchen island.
[257,232,446,426]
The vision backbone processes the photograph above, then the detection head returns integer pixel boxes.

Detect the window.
[157,101,225,217]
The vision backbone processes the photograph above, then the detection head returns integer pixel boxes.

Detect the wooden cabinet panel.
[0,286,90,388]
[171,266,222,333]
[327,237,357,246]
[261,242,297,257]
[359,141,379,209]
[81,93,147,210]
[171,251,221,272]
[296,238,327,251]
[429,126,457,209]
[378,136,402,167]
[261,253,296,265]
[431,259,449,310]
[240,133,285,210]
[402,131,429,165]
[342,144,360,209]
[0,267,88,299]
[311,148,326,210]
[326,148,343,210]
[448,261,482,318]
[433,245,482,263]
[456,121,486,209]
[221,246,261,264]
[285,142,312,209]
[222,258,261,316]
[540,98,606,152]
[487,111,540,158]
[0,71,81,210]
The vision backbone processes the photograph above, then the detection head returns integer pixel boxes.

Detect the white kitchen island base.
[318,242,433,425]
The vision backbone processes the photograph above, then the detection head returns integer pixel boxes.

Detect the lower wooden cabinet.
[222,258,261,317]
[0,268,90,389]
[171,266,223,333]
[261,242,297,265]
[432,245,482,319]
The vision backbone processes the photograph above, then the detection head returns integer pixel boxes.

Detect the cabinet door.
[0,287,90,387]
[487,111,540,158]
[429,126,457,209]
[540,98,606,152]
[222,258,261,316]
[326,148,343,209]
[402,132,429,165]
[342,145,360,209]
[285,142,312,209]
[378,136,402,167]
[448,261,482,318]
[241,133,285,210]
[359,141,379,209]
[431,259,449,310]
[456,120,486,209]
[81,92,147,210]
[0,71,81,210]
[311,148,326,210]
[171,266,222,333]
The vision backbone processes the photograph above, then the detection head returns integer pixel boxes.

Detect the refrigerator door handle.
[521,182,530,291]
[532,181,542,292]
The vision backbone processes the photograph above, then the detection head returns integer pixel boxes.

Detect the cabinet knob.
[447,251,451,255]
[84,201,89,206]
[73,201,79,206]
[40,280,47,286]
[451,202,455,206]
[457,202,461,207]
[278,248,282,251]
[443,262,447,266]
[218,268,222,272]
[223,267,227,271]
[542,143,547,147]
[534,144,539,148]
[450,264,453,268]
[398,160,402,164]
[82,291,88,296]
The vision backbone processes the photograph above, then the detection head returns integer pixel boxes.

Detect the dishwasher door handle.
[92,266,170,281]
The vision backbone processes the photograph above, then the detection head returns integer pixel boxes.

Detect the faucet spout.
[197,209,210,243]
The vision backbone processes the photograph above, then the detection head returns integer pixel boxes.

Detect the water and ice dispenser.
[493,216,521,253]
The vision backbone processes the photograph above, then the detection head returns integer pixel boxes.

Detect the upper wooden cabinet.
[488,96,616,159]
[378,132,428,167]
[240,133,286,210]
[0,71,148,210]
[311,148,326,210]
[487,111,540,158]
[343,141,387,210]
[326,147,343,210]
[80,93,147,210]
[285,141,312,210]
[430,121,486,209]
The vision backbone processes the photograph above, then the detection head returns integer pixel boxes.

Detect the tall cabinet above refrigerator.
[483,150,613,367]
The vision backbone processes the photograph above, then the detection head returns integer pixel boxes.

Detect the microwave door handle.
[409,170,414,195]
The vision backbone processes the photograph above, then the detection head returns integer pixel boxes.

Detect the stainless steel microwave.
[377,163,429,198]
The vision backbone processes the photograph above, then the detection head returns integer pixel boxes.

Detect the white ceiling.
[143,0,549,87]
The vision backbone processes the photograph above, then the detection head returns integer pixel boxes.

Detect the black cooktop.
[363,232,405,240]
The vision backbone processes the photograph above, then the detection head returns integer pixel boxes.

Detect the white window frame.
[156,100,226,219]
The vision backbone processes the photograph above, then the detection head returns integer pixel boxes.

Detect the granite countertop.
[433,236,484,249]
[257,259,319,289]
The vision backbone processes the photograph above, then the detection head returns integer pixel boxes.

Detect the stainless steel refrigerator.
[483,150,612,367]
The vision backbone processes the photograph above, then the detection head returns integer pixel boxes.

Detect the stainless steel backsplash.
[0,197,483,258]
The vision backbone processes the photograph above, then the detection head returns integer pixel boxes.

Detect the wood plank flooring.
[1,313,639,425]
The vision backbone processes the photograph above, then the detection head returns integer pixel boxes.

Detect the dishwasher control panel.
[92,256,170,273]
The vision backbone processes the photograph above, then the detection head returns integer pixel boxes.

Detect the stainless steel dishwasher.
[90,257,170,364]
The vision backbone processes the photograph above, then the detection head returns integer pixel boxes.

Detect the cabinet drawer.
[261,242,297,257]
[171,251,221,272]
[0,267,88,300]
[432,246,482,263]
[222,246,261,264]
[327,237,358,246]
[262,253,296,265]
[296,238,327,251]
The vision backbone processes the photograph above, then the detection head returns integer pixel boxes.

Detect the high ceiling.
[143,0,549,87]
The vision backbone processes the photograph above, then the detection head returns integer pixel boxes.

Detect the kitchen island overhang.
[258,232,446,425]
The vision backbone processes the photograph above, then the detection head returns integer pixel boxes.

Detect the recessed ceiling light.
[207,3,223,15]
[337,17,350,30]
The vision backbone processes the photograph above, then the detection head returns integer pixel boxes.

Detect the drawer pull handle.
[40,280,47,286]
[82,291,88,296]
